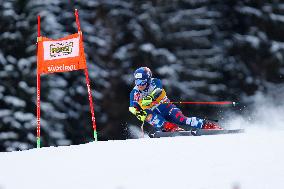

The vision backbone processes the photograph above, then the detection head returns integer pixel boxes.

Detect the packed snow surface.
[0,129,283,189]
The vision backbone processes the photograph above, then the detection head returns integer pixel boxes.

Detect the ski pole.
[141,121,145,138]
[153,101,237,106]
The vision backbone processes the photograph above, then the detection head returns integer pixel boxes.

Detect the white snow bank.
[0,130,283,189]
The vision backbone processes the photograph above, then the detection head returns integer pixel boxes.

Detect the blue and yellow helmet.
[134,67,152,86]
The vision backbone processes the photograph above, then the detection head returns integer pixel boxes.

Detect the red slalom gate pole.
[36,15,41,148]
[75,9,98,141]
[74,9,81,32]
[85,69,98,141]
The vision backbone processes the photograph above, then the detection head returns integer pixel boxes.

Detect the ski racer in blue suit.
[129,67,213,132]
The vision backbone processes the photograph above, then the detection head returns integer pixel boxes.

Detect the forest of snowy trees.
[0,0,283,151]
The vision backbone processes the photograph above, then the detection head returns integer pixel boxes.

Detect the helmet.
[134,67,152,86]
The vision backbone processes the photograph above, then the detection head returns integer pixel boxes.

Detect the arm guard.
[150,88,162,100]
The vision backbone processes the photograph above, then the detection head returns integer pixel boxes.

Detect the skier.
[129,67,218,132]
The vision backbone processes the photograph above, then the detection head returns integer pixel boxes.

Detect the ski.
[151,129,245,138]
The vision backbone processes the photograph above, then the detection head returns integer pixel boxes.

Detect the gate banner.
[37,33,86,74]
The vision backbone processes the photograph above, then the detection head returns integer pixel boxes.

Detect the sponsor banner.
[43,37,79,60]
[47,64,77,73]
[37,33,87,74]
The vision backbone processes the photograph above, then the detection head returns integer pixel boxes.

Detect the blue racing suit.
[129,78,204,130]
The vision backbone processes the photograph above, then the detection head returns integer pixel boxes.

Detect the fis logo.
[50,42,74,58]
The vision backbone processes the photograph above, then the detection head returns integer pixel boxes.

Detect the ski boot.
[163,122,184,132]
[202,120,223,130]
[189,120,222,136]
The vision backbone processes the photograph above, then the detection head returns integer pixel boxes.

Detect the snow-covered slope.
[0,129,283,189]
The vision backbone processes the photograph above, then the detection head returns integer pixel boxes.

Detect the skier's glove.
[141,96,153,106]
[136,110,147,122]
[129,107,147,122]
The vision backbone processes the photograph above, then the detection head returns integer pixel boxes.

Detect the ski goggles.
[135,79,148,86]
